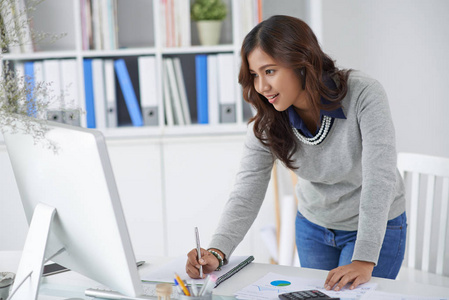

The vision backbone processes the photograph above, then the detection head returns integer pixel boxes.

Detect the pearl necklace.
[292,115,332,145]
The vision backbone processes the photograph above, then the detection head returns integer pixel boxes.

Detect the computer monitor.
[4,118,145,299]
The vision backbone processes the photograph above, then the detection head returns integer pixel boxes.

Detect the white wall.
[320,0,449,158]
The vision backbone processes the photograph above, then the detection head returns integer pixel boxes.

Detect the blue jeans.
[295,211,407,279]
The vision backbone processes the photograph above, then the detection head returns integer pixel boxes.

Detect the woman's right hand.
[186,248,220,279]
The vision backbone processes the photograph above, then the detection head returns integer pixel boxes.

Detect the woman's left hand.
[324,260,374,291]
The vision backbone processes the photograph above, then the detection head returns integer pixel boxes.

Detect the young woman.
[186,15,407,291]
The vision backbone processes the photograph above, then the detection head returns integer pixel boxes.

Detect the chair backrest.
[397,152,449,275]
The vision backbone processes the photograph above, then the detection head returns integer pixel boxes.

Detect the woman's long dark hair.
[239,15,350,169]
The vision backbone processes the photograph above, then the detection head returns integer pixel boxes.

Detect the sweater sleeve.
[352,79,398,265]
[208,123,275,261]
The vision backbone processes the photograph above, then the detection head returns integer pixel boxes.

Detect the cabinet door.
[163,134,275,261]
[106,138,164,256]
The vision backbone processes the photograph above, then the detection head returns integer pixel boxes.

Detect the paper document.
[364,291,448,300]
[234,272,377,300]
[140,255,252,285]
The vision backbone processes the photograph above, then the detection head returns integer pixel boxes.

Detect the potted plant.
[191,0,227,46]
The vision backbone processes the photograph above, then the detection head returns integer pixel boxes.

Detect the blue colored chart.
[270,280,291,287]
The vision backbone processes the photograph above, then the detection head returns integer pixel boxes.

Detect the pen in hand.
[195,227,203,278]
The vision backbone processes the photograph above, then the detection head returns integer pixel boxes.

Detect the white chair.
[397,152,449,285]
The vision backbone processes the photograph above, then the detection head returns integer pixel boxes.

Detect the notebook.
[140,255,254,287]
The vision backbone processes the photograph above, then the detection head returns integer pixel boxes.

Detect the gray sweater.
[209,71,406,265]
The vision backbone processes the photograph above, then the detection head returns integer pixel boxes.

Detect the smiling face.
[247,47,308,112]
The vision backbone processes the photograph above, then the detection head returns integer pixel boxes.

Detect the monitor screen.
[4,118,143,297]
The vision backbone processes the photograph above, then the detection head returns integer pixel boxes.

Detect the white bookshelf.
[2,0,257,138]
[1,0,277,261]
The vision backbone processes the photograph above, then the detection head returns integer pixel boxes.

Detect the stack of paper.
[234,272,377,300]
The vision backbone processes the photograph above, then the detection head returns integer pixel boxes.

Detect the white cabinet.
[106,138,165,256]
[0,135,276,262]
[163,135,246,256]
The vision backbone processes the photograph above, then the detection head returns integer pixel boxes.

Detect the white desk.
[1,251,448,299]
[214,263,449,299]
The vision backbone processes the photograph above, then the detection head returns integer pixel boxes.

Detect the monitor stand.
[10,203,154,300]
[10,203,56,300]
